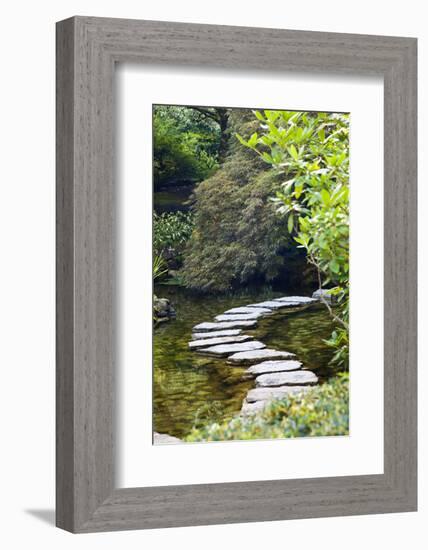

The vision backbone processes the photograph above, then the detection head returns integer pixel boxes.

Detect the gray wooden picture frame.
[56,16,417,533]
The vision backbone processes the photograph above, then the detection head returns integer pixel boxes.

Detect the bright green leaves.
[238,109,350,368]
[247,132,259,148]
[288,144,299,161]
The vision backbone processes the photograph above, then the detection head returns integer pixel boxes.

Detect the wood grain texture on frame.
[56,16,417,533]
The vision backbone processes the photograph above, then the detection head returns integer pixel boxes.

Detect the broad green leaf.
[288,144,299,161]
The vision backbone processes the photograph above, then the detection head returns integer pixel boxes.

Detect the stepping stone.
[215,312,262,322]
[197,340,266,357]
[223,306,272,315]
[247,300,293,310]
[256,370,318,387]
[246,360,302,376]
[312,289,336,304]
[241,400,268,416]
[246,386,311,403]
[275,296,318,304]
[227,348,295,365]
[153,432,181,445]
[188,334,253,350]
[191,329,242,340]
[193,320,258,332]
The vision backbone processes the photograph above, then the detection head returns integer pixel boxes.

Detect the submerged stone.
[215,312,262,322]
[191,329,242,340]
[246,360,302,376]
[256,370,318,387]
[197,340,266,357]
[223,306,272,315]
[246,386,311,403]
[227,348,295,365]
[188,334,253,350]
[193,320,258,332]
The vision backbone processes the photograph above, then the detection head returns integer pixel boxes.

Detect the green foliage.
[180,110,300,292]
[153,211,194,255]
[153,106,220,187]
[186,374,349,441]
[238,110,349,366]
[153,254,168,281]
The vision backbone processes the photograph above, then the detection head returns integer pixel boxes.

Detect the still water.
[153,284,337,439]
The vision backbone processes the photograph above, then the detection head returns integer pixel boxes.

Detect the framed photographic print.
[56,16,417,532]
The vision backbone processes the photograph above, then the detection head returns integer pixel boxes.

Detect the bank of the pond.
[153,284,338,439]
[186,373,349,442]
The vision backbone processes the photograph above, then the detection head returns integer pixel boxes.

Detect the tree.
[238,110,350,367]
[153,105,221,188]
[190,107,230,162]
[180,109,309,292]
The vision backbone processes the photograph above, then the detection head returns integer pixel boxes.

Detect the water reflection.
[153,285,336,439]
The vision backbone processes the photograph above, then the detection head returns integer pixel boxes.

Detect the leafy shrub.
[186,374,349,441]
[153,211,194,255]
[180,110,306,292]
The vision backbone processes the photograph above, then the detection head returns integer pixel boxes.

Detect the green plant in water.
[237,110,349,367]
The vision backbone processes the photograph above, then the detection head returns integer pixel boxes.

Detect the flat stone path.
[187,294,321,422]
[215,312,263,322]
[153,432,181,445]
[241,400,268,416]
[189,334,253,350]
[247,300,295,310]
[197,340,265,357]
[191,328,242,340]
[256,370,318,387]
[246,386,311,403]
[227,349,296,365]
[275,296,317,304]
[193,320,258,331]
[224,306,272,315]
[246,360,303,375]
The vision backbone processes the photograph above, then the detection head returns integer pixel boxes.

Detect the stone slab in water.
[191,329,242,340]
[246,360,302,376]
[312,288,336,304]
[215,312,262,322]
[193,320,258,332]
[197,340,266,357]
[153,432,181,445]
[246,386,311,403]
[247,300,294,310]
[256,370,318,387]
[188,334,253,350]
[227,348,295,365]
[275,296,318,304]
[223,306,273,315]
[240,400,268,416]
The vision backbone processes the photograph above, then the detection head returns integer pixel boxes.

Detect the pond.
[153,284,338,439]
[154,185,193,213]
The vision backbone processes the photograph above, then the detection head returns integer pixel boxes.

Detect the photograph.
[152,104,350,444]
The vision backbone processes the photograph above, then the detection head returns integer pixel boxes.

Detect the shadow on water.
[153,284,337,439]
